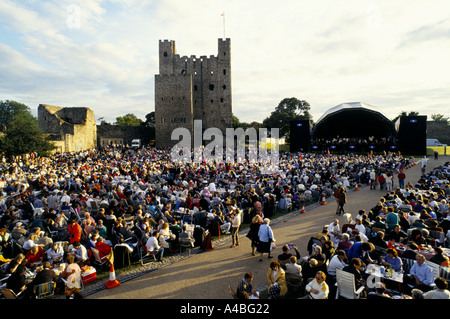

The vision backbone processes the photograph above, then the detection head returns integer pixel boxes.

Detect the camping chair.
[34,281,56,299]
[335,269,365,299]
[0,287,27,299]
[285,273,304,295]
[179,237,194,256]
[306,237,323,255]
[89,201,99,215]
[429,230,446,247]
[426,260,441,280]
[228,285,238,299]
[138,243,157,265]
[46,226,60,241]
[401,258,415,274]
[439,266,450,284]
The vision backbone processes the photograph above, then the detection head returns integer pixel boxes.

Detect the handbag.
[268,226,275,250]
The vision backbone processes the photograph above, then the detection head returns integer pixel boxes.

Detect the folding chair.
[439,266,450,284]
[335,269,365,299]
[34,281,56,299]
[429,230,446,247]
[0,287,27,299]
[228,285,238,299]
[179,238,194,256]
[89,201,99,215]
[401,258,415,274]
[285,273,304,294]
[426,260,441,280]
[138,243,157,265]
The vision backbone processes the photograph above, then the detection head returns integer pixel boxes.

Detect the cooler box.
[81,266,97,285]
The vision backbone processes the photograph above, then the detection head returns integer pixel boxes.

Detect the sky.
[1,0,450,125]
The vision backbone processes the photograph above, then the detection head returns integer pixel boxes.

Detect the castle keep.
[155,38,232,147]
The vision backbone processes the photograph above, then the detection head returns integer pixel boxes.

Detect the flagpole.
[222,12,225,39]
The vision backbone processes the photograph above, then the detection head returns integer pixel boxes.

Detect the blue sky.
[1,0,449,124]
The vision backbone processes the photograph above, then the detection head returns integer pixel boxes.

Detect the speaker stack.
[290,120,312,152]
[395,115,427,156]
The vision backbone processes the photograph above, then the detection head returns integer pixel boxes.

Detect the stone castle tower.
[155,38,232,147]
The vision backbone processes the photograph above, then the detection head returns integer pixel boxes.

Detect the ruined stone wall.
[38,104,97,152]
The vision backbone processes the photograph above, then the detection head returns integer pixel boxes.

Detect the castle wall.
[155,73,194,147]
[155,38,232,147]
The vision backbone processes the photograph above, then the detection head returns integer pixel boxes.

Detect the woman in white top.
[158,222,174,249]
[145,231,164,261]
[305,271,329,299]
[61,255,82,298]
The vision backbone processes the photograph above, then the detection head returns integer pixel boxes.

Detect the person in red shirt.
[94,237,111,261]
[397,170,406,189]
[25,246,45,268]
[68,219,82,244]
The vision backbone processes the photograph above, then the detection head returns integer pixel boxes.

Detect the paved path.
[86,156,448,299]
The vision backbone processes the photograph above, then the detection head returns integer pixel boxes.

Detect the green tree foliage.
[232,113,262,131]
[145,111,155,125]
[262,97,312,140]
[115,113,143,126]
[0,100,55,157]
[431,113,449,125]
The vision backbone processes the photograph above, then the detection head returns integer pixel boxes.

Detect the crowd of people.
[0,142,445,299]
[237,159,450,299]
[312,136,396,153]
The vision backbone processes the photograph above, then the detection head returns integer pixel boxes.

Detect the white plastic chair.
[335,269,365,299]
[426,260,441,279]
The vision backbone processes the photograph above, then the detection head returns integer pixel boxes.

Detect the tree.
[0,100,36,131]
[232,114,240,128]
[431,113,449,125]
[262,97,312,140]
[392,110,421,122]
[115,113,143,126]
[0,100,55,157]
[145,111,155,125]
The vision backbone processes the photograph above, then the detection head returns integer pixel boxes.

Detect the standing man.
[230,209,241,248]
[421,156,428,174]
[336,188,347,216]
[369,170,377,190]
[397,169,406,189]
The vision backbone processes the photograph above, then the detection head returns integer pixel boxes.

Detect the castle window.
[209,84,215,91]
[194,85,198,91]
[163,52,168,57]
[211,99,214,104]
[210,70,214,75]
[181,69,186,75]
[223,85,227,90]
[220,98,224,103]
[223,69,226,75]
